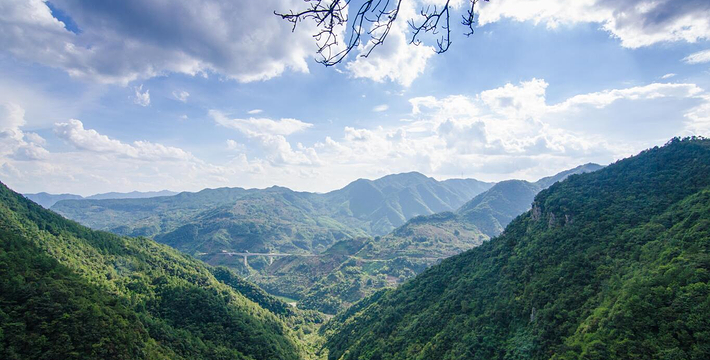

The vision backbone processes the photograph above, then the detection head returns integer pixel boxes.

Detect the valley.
[322,137,710,360]
[3,1,708,358]
[3,138,710,360]
[49,166,600,314]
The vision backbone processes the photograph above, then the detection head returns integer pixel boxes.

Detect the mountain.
[0,181,318,360]
[323,172,494,235]
[323,138,710,360]
[23,192,83,208]
[288,166,601,314]
[24,190,178,208]
[51,172,493,253]
[357,163,603,261]
[153,188,368,255]
[86,190,178,200]
[455,162,603,237]
[276,165,601,314]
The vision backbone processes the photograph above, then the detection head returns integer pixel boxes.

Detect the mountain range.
[365,163,604,260]
[50,173,493,255]
[4,138,709,360]
[0,181,320,360]
[23,190,178,208]
[48,166,602,314]
[323,137,710,359]
[290,163,603,313]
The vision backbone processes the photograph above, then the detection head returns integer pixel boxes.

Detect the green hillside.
[47,168,593,315]
[251,166,600,314]
[153,190,368,255]
[323,172,493,235]
[51,173,493,252]
[375,163,603,254]
[323,138,710,360]
[0,182,318,360]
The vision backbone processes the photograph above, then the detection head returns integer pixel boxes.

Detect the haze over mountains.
[291,163,603,312]
[377,163,605,260]
[24,190,178,208]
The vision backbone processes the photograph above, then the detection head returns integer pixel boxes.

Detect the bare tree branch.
[275,0,486,66]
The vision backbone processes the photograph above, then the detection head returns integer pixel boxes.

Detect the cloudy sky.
[1,0,709,195]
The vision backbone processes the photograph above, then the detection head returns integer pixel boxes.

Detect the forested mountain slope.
[0,182,317,360]
[322,172,493,235]
[452,163,602,237]
[51,173,492,255]
[359,163,603,260]
[323,138,710,360]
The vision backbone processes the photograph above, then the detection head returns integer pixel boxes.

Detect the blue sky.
[1,0,709,195]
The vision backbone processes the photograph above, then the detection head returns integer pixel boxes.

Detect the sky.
[0,0,709,196]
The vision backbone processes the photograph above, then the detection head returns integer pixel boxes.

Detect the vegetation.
[396,163,603,242]
[290,164,601,314]
[51,172,492,245]
[323,138,710,360]
[0,181,320,360]
[298,255,432,314]
[48,167,599,315]
[49,173,493,313]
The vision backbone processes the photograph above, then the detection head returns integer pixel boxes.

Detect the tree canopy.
[277,0,487,65]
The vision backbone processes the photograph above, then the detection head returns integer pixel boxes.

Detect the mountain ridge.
[24,190,178,208]
[322,138,710,360]
[50,172,495,252]
[0,180,319,360]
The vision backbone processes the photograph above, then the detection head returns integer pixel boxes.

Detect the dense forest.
[51,172,492,245]
[4,138,710,359]
[290,164,601,314]
[0,182,321,360]
[47,166,601,315]
[323,137,710,360]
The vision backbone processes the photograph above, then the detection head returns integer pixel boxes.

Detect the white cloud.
[226,139,244,151]
[209,110,318,166]
[310,78,710,186]
[345,1,435,86]
[172,90,190,102]
[0,102,26,133]
[0,102,49,161]
[247,109,263,115]
[661,73,676,79]
[477,0,710,48]
[683,49,710,64]
[13,144,50,161]
[549,82,703,112]
[24,132,46,146]
[4,79,709,195]
[249,133,320,166]
[373,104,389,112]
[0,0,316,84]
[684,94,710,135]
[344,127,376,142]
[54,119,192,161]
[210,110,313,136]
[133,85,150,106]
